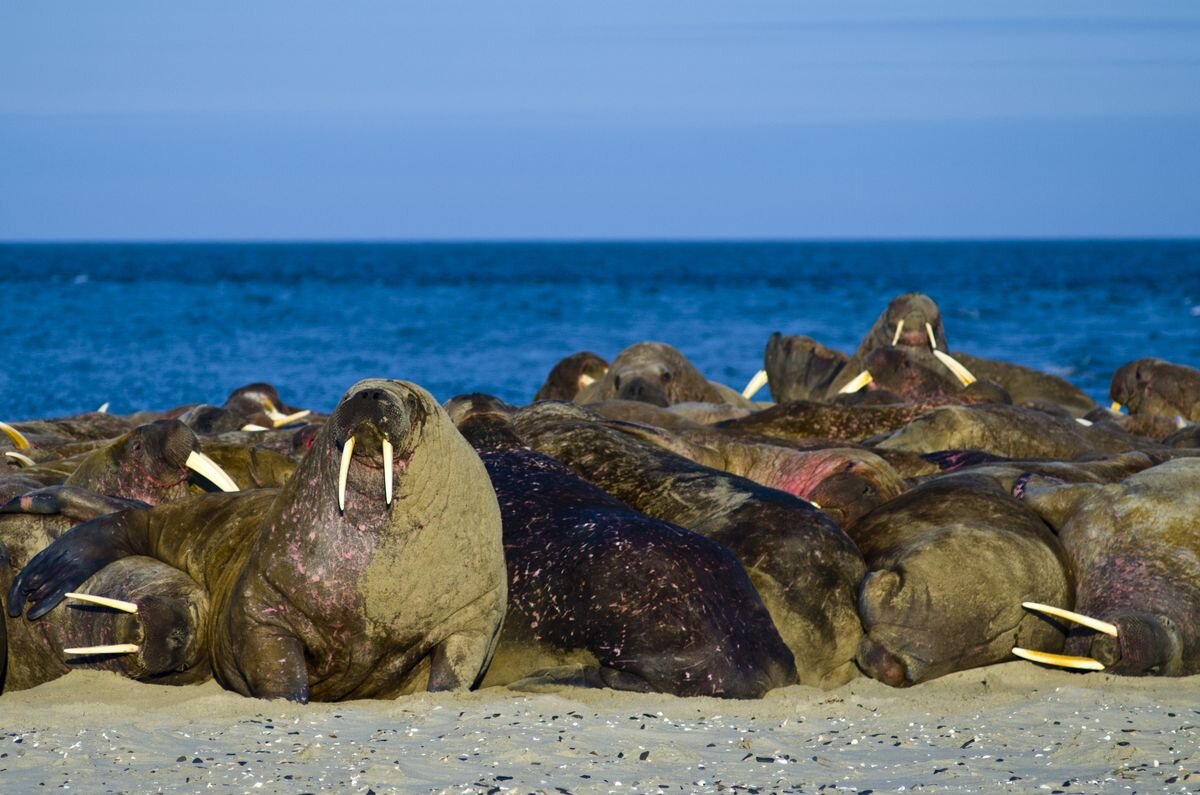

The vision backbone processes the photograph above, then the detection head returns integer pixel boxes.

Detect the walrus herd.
[1,292,1197,701]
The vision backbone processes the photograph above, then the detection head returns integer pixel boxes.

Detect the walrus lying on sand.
[8,379,507,702]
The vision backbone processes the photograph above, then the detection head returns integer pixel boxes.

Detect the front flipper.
[238,630,310,702]
[1,485,147,523]
[427,630,498,691]
[7,515,134,620]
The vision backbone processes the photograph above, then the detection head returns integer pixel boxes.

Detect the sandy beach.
[2,664,1196,794]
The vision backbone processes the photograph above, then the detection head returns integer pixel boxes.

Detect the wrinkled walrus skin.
[1021,458,1200,676]
[575,342,754,410]
[9,380,507,703]
[447,395,797,699]
[514,401,866,689]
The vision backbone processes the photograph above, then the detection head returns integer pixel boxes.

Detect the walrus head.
[534,352,609,402]
[1109,358,1200,422]
[580,342,709,407]
[444,393,522,451]
[860,293,948,356]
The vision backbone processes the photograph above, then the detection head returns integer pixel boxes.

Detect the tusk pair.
[267,409,311,428]
[62,593,141,655]
[932,350,977,386]
[338,435,396,512]
[891,320,905,346]
[185,450,239,493]
[0,421,32,450]
[742,369,769,399]
[1011,601,1117,672]
[5,451,35,467]
[838,370,873,394]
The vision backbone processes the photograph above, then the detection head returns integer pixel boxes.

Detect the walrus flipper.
[7,512,136,620]
[1,485,147,523]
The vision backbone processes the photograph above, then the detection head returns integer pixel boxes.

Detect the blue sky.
[2,1,1199,239]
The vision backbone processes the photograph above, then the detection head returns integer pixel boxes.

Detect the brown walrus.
[575,342,755,409]
[8,379,507,702]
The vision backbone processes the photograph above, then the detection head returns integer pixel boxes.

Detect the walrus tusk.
[1022,601,1118,637]
[241,423,270,432]
[1110,401,1123,413]
[5,451,35,467]
[1012,647,1105,671]
[932,350,977,386]
[185,450,240,493]
[579,374,597,389]
[891,320,905,346]
[65,592,138,613]
[0,421,32,450]
[382,436,394,506]
[268,409,311,428]
[1075,417,1093,427]
[64,644,139,656]
[742,369,769,399]
[97,402,110,413]
[838,370,873,394]
[925,322,938,350]
[338,436,356,512]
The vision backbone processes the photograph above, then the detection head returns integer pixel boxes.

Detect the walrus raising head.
[859,293,948,356]
[576,342,751,409]
[1110,358,1200,423]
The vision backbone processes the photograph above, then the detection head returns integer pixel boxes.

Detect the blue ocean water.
[1,241,1197,420]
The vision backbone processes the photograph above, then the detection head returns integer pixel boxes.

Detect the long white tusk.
[65,644,140,656]
[0,421,32,450]
[925,322,938,350]
[1022,601,1118,637]
[66,592,138,613]
[382,436,394,506]
[338,436,355,512]
[1110,401,1123,414]
[579,374,597,388]
[185,450,240,493]
[268,409,311,428]
[741,369,769,399]
[97,402,110,414]
[891,319,905,346]
[1075,417,1093,427]
[5,451,35,467]
[838,370,873,394]
[1012,647,1105,671]
[241,423,269,432]
[932,349,977,386]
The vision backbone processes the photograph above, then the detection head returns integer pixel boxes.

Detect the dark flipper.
[1,485,147,523]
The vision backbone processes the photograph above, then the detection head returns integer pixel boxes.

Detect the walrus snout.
[1085,612,1184,676]
[616,376,671,407]
[857,636,910,687]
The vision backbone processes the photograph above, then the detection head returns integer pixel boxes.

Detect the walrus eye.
[660,372,672,383]
[132,441,142,453]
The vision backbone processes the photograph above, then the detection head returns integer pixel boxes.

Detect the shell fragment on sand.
[838,370,874,394]
[741,369,769,399]
[64,644,140,656]
[1012,647,1105,671]
[1022,601,1119,637]
[65,592,138,613]
[0,421,32,450]
[185,450,240,493]
[338,436,356,512]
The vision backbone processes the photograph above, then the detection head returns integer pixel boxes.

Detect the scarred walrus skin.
[446,394,797,699]
[514,401,866,689]
[852,475,1073,687]
[1110,358,1200,423]
[575,342,755,410]
[1020,458,1200,676]
[8,380,507,703]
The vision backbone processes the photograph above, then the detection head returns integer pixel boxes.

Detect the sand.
[2,664,1196,794]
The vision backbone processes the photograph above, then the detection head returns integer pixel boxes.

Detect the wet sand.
[2,664,1196,794]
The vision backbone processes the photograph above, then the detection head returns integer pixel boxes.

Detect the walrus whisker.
[338,436,356,512]
[185,450,240,493]
[925,322,937,349]
[268,409,311,428]
[5,451,35,467]
[0,420,32,450]
[891,319,905,346]
[97,401,110,413]
[1022,601,1119,637]
[741,369,769,399]
[1012,647,1105,671]
[64,644,139,656]
[65,592,138,613]
[931,349,977,386]
[241,423,269,432]
[383,436,394,506]
[838,370,873,394]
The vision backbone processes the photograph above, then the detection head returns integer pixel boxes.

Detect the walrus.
[143,382,314,435]
[446,394,797,698]
[762,333,849,403]
[950,353,1095,417]
[8,379,507,702]
[875,404,1150,460]
[533,352,609,402]
[1,411,135,453]
[1017,458,1200,676]
[575,342,755,410]
[717,400,933,444]
[1110,357,1200,422]
[852,474,1073,686]
[513,401,866,688]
